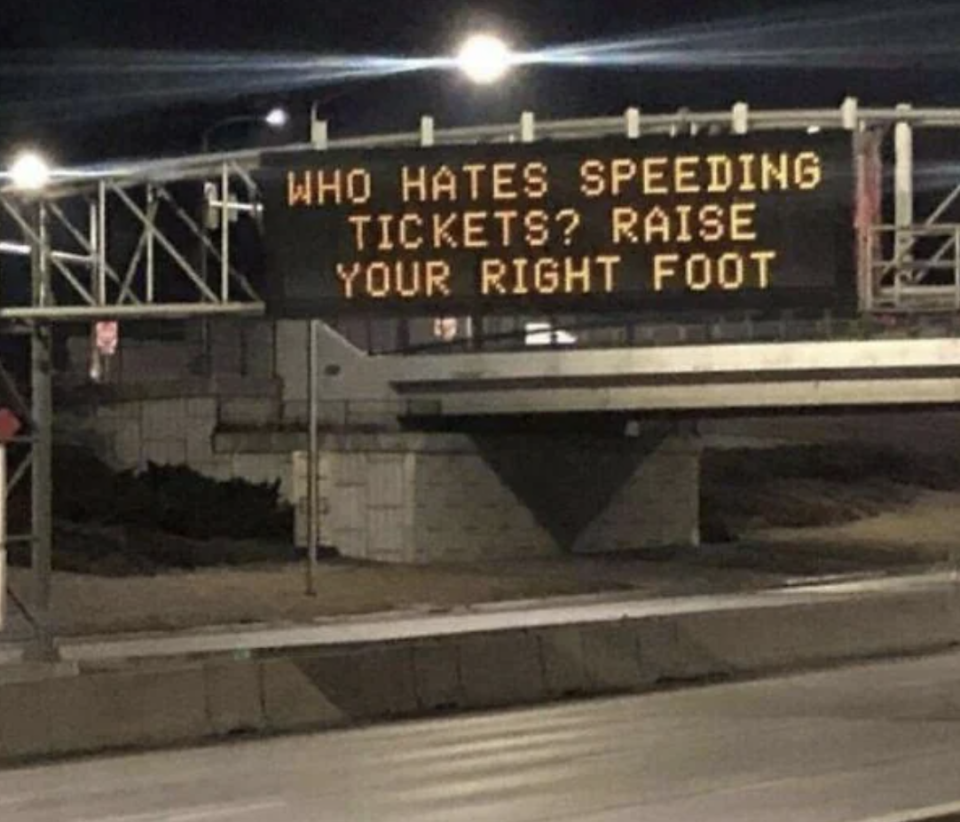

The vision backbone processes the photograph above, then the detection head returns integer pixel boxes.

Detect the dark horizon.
[3,0,960,164]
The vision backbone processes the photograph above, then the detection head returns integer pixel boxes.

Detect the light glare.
[9,152,51,191]
[457,34,512,84]
[264,107,289,128]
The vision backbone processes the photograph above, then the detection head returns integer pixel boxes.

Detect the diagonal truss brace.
[0,162,265,321]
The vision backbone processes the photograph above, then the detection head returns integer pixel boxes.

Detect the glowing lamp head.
[9,151,52,191]
[457,33,513,85]
[264,107,289,129]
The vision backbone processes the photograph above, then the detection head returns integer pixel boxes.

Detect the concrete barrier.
[1,586,959,764]
[538,626,588,698]
[457,631,544,708]
[259,657,347,731]
[412,640,463,711]
[204,658,264,735]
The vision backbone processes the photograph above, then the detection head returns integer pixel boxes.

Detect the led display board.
[261,132,854,317]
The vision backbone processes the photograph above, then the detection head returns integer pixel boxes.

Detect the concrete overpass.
[389,338,960,416]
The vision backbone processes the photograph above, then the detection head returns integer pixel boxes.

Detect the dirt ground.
[3,488,956,640]
[4,554,776,638]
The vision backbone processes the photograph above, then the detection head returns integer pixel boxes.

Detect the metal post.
[732,102,749,135]
[895,103,914,272]
[420,116,435,148]
[146,185,156,303]
[0,443,6,631]
[220,163,230,302]
[199,160,211,375]
[305,319,320,597]
[96,181,107,306]
[30,203,54,655]
[520,111,536,143]
[310,112,329,150]
[954,227,960,310]
[841,97,859,131]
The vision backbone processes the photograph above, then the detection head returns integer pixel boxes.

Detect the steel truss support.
[30,212,54,656]
[0,162,266,653]
[0,161,264,321]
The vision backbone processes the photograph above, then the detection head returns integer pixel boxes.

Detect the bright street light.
[457,33,513,84]
[264,107,289,128]
[201,106,290,153]
[9,151,52,191]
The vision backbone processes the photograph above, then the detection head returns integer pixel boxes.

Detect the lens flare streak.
[1,2,959,121]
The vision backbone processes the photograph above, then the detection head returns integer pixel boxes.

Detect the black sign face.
[261,132,854,317]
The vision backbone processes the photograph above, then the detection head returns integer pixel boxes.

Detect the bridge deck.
[389,337,960,414]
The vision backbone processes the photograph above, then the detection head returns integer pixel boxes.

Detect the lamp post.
[197,107,288,374]
[200,106,289,154]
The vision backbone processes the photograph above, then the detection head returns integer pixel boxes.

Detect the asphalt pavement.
[2,649,960,821]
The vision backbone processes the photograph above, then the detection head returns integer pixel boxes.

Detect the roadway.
[3,650,960,821]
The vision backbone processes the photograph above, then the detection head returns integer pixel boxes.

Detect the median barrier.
[2,585,959,764]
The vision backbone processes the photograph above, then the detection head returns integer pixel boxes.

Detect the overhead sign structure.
[261,132,854,317]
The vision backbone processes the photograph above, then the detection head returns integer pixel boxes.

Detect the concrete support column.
[894,103,914,272]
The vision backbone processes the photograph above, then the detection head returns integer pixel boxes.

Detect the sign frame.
[261,131,856,319]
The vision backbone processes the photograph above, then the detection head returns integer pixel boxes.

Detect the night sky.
[3,0,960,164]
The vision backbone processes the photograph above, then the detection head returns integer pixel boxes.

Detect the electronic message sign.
[261,132,854,317]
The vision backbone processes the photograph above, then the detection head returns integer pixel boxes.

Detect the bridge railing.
[865,224,960,312]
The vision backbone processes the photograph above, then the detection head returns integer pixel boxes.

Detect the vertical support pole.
[894,103,914,279]
[88,197,99,301]
[306,319,320,597]
[420,116,435,148]
[220,162,230,303]
[199,179,211,376]
[413,115,435,350]
[30,202,54,655]
[954,226,960,310]
[863,218,875,313]
[732,102,749,135]
[841,97,859,131]
[96,181,107,306]
[0,443,6,632]
[520,111,536,143]
[304,110,330,597]
[310,110,329,149]
[146,185,156,303]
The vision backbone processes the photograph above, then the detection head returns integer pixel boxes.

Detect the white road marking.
[75,799,286,822]
[849,801,960,822]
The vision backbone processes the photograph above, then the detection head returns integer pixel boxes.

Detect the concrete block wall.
[58,395,293,500]
[64,319,278,386]
[65,335,194,384]
[276,321,397,427]
[413,449,556,562]
[293,430,700,563]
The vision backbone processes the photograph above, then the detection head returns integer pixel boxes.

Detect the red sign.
[95,321,119,356]
[0,409,21,444]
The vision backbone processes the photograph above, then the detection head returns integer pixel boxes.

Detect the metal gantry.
[3,99,960,652]
[0,162,266,321]
[0,156,267,649]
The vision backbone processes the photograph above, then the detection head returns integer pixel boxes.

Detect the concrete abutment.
[292,429,702,562]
